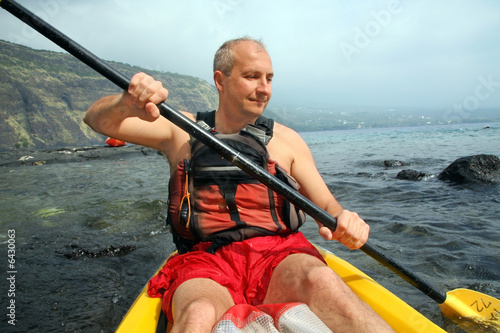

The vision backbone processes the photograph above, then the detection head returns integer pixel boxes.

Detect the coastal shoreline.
[0,145,163,167]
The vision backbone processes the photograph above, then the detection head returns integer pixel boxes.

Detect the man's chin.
[247,101,268,113]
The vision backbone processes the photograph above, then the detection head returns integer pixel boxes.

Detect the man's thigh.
[263,253,330,304]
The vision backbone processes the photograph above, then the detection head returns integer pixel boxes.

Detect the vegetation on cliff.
[0,40,218,151]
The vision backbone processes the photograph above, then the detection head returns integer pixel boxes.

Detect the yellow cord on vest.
[180,170,191,228]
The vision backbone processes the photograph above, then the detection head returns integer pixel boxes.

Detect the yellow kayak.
[115,245,445,332]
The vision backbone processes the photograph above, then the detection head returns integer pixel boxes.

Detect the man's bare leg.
[170,278,235,333]
[264,253,395,333]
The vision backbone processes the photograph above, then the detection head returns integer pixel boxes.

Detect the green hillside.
[0,40,218,151]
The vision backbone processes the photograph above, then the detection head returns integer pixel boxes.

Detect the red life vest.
[167,111,305,253]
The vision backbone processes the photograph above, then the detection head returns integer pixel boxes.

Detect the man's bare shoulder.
[272,121,306,145]
[267,122,309,171]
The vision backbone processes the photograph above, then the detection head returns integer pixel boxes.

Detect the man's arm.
[84,72,175,152]
[284,127,370,250]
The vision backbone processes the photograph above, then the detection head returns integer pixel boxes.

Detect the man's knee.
[171,278,235,331]
[303,265,345,297]
[172,295,233,332]
[176,296,218,322]
[183,295,217,312]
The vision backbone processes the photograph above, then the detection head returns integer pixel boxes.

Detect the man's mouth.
[250,98,267,103]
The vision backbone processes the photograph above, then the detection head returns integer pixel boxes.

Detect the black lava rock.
[384,160,404,168]
[438,154,500,184]
[397,169,431,181]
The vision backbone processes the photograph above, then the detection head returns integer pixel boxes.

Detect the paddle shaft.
[1,0,447,305]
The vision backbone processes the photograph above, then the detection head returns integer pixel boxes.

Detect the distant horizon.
[264,104,500,132]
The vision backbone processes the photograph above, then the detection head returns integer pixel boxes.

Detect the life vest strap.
[219,183,242,225]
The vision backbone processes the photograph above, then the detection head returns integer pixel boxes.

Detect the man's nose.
[256,77,271,95]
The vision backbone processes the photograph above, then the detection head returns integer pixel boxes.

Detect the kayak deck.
[115,245,445,332]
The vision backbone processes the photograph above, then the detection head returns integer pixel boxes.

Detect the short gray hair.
[213,37,267,76]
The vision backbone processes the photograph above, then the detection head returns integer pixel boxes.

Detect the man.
[84,37,393,332]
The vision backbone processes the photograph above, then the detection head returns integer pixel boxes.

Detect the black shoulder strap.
[196,110,216,127]
[196,110,274,137]
[254,115,274,138]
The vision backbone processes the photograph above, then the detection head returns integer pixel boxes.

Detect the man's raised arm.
[84,72,173,151]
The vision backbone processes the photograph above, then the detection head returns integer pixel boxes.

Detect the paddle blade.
[439,288,500,326]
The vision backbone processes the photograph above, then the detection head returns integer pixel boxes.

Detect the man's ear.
[214,70,225,92]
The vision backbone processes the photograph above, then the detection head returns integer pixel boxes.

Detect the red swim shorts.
[147,232,324,322]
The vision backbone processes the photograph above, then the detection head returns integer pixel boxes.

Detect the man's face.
[222,42,274,119]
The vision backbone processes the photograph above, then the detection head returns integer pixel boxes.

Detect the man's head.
[213,37,273,123]
[213,37,267,76]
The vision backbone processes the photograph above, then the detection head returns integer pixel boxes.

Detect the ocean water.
[0,122,499,332]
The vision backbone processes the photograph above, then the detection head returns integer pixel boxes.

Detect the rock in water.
[384,160,404,168]
[397,169,431,181]
[438,154,500,184]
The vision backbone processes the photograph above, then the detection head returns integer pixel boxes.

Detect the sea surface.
[0,122,499,332]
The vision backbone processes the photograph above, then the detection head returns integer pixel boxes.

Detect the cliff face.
[0,40,218,151]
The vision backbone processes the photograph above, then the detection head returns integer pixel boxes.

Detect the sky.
[1,0,499,113]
